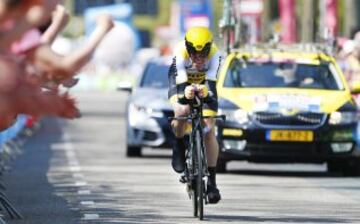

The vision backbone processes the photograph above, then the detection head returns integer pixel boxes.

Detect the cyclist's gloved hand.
[184,85,196,99]
[197,84,208,98]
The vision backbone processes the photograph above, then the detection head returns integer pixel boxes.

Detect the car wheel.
[327,161,344,173]
[342,160,360,177]
[216,160,227,173]
[126,146,142,157]
[328,160,360,176]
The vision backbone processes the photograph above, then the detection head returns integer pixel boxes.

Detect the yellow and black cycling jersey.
[168,41,222,115]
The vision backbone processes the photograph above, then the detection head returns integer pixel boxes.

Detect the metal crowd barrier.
[0,115,37,223]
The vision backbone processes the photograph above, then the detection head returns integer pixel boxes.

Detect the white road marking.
[75,181,87,187]
[82,214,99,220]
[62,142,74,151]
[81,201,95,206]
[69,166,81,172]
[73,173,84,178]
[78,190,91,195]
[65,150,76,158]
[68,160,79,166]
[50,143,66,150]
[60,132,99,220]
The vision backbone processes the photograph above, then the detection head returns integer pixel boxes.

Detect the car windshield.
[140,63,169,88]
[223,59,343,90]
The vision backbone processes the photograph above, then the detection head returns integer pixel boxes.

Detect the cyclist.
[168,26,222,204]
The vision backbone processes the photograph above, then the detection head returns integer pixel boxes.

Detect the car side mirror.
[350,82,360,94]
[117,81,133,92]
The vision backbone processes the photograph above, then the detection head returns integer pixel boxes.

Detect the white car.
[119,57,175,157]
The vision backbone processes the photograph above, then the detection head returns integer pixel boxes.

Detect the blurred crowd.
[337,30,360,89]
[1,0,360,135]
[0,0,114,131]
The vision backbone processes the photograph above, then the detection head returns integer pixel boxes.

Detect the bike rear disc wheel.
[189,136,198,217]
[196,130,204,220]
[192,182,198,217]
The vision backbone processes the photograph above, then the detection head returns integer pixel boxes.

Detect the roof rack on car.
[230,43,334,56]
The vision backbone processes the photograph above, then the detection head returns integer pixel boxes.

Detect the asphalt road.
[3,91,360,224]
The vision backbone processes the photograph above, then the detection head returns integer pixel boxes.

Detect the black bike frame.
[187,97,207,220]
[169,96,225,220]
[189,98,209,178]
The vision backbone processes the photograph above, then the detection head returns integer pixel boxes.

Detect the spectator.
[337,39,356,82]
[24,13,114,88]
[0,1,114,130]
[345,42,360,86]
[0,0,55,53]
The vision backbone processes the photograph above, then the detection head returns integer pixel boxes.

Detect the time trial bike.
[170,95,225,220]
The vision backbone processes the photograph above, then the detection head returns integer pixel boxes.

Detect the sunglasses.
[185,41,211,58]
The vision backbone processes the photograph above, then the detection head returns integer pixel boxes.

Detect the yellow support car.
[216,44,360,175]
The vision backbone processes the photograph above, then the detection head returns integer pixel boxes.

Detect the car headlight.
[328,111,357,125]
[128,103,162,131]
[218,108,249,124]
[129,104,164,118]
[145,108,164,118]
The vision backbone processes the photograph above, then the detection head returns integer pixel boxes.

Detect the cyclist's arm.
[203,80,217,103]
[168,57,189,105]
[177,83,189,105]
[203,51,221,103]
[177,58,190,104]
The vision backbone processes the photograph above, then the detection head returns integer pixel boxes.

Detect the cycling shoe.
[207,184,221,204]
[171,139,186,173]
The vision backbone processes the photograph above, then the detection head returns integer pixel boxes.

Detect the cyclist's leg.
[170,96,190,173]
[203,108,221,204]
[202,116,218,168]
[202,102,219,168]
[170,98,189,137]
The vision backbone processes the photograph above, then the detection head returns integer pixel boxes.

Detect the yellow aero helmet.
[185,26,213,57]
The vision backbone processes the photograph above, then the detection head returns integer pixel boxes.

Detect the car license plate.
[267,130,313,142]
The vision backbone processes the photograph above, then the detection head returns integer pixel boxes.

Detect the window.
[74,0,116,15]
[75,0,158,15]
[140,63,169,88]
[125,0,158,15]
[224,59,341,90]
[138,30,151,48]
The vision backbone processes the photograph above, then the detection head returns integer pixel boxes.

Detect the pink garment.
[279,0,296,43]
[326,0,337,36]
[10,29,41,55]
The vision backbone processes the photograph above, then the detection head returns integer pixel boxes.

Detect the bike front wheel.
[192,180,198,217]
[195,129,204,220]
